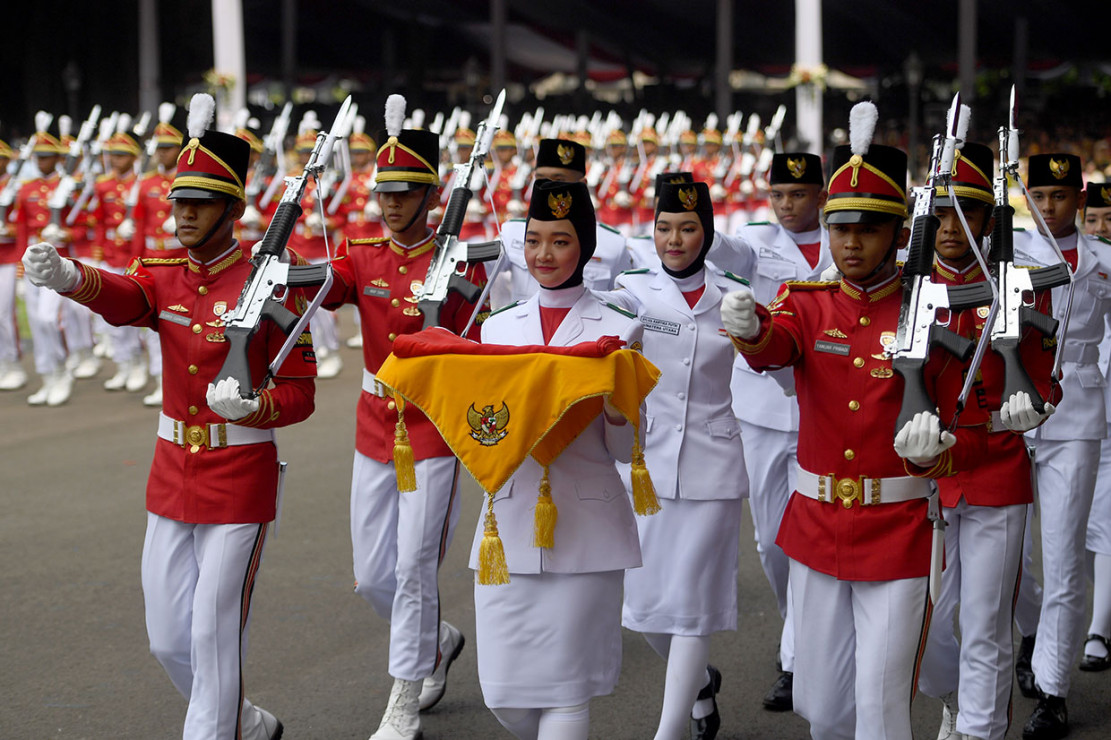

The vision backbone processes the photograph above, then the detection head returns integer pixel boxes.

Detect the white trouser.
[790,560,928,740]
[145,329,162,376]
[351,452,462,681]
[307,257,338,352]
[1086,426,1111,555]
[22,276,65,375]
[918,499,1026,740]
[1015,503,1043,638]
[0,263,18,363]
[739,421,797,671]
[1031,437,1101,697]
[59,298,94,352]
[102,265,142,365]
[140,513,270,740]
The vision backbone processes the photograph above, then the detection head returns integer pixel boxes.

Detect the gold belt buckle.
[835,476,862,509]
[184,424,208,453]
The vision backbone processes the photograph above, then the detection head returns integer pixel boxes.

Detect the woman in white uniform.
[473,179,645,740]
[607,181,748,740]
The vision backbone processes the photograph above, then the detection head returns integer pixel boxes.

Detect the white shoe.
[103,361,130,391]
[93,340,110,359]
[72,349,101,379]
[346,334,364,349]
[370,678,423,740]
[0,361,28,390]
[316,349,343,379]
[125,361,149,392]
[418,621,465,711]
[241,700,284,740]
[143,376,163,407]
[937,692,959,740]
[46,369,74,406]
[27,376,51,405]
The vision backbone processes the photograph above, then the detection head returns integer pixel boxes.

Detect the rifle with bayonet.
[985,86,1070,412]
[889,96,984,436]
[415,90,507,330]
[215,97,352,398]
[0,112,54,227]
[251,102,293,213]
[119,105,173,235]
[66,111,118,226]
[47,106,101,227]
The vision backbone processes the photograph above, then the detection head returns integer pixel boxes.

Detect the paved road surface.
[2,345,1108,738]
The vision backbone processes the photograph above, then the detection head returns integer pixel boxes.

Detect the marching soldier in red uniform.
[488,129,518,227]
[235,119,268,253]
[721,103,982,739]
[336,118,382,242]
[319,97,483,740]
[23,92,307,740]
[441,127,489,241]
[0,138,27,391]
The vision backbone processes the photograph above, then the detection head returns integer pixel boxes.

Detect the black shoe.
[762,671,793,712]
[1022,693,1068,740]
[690,664,722,740]
[1017,633,1038,698]
[1079,633,1111,672]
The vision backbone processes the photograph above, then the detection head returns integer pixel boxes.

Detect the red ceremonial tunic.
[931,261,1058,508]
[0,174,16,264]
[335,168,383,242]
[734,276,984,581]
[13,173,71,258]
[322,231,486,462]
[285,178,334,261]
[132,169,185,259]
[61,245,316,524]
[91,172,140,268]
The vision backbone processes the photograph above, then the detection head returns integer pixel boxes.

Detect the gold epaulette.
[95,173,114,184]
[782,280,839,291]
[349,236,390,246]
[140,257,190,266]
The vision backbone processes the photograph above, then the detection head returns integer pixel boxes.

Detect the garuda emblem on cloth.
[468,402,510,446]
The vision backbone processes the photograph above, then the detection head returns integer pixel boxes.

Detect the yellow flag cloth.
[376,328,661,494]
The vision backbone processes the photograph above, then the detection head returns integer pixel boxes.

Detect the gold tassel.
[630,436,661,515]
[392,393,417,492]
[533,465,557,548]
[477,491,510,585]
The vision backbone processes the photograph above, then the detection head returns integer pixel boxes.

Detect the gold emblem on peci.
[1049,157,1070,180]
[467,402,510,446]
[1102,186,1111,204]
[787,157,807,179]
[678,187,698,210]
[556,143,575,166]
[548,191,572,219]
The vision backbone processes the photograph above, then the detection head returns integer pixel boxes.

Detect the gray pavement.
[2,344,1109,739]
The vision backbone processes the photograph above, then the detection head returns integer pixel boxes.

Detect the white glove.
[241,205,262,228]
[1000,390,1056,432]
[739,180,755,196]
[819,263,842,282]
[304,211,323,233]
[40,223,68,244]
[364,199,382,218]
[710,183,727,202]
[161,215,177,235]
[465,198,486,217]
[613,191,633,208]
[22,242,80,292]
[116,218,136,241]
[205,377,260,421]
[894,412,956,467]
[507,199,526,217]
[720,288,759,340]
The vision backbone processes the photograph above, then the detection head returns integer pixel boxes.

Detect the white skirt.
[622,497,742,635]
[474,570,624,708]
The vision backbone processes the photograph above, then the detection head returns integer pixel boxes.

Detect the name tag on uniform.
[158,310,191,327]
[642,316,681,335]
[363,286,390,299]
[814,339,850,356]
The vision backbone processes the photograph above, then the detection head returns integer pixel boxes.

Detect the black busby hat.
[770,153,824,186]
[825,102,907,225]
[1027,153,1083,189]
[374,94,441,193]
[535,138,586,175]
[527,180,597,288]
[935,142,994,208]
[169,94,250,201]
[1086,181,1111,210]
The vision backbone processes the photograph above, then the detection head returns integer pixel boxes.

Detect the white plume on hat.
[158,102,176,124]
[58,115,73,139]
[849,101,878,156]
[298,110,320,136]
[353,115,366,135]
[410,108,425,130]
[385,95,406,138]
[233,108,250,130]
[187,93,216,139]
[34,110,51,134]
[116,113,133,135]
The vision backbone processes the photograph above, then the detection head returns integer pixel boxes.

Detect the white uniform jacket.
[1015,229,1111,441]
[730,222,831,432]
[607,264,749,501]
[470,289,645,574]
[500,218,633,303]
